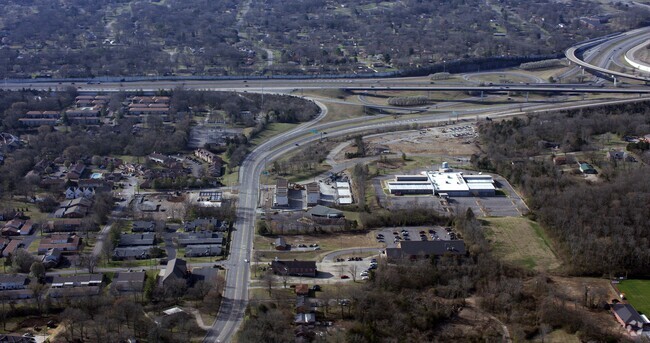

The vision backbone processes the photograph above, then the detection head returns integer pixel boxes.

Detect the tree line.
[475,101,650,276]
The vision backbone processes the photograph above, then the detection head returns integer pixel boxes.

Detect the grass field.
[484,217,560,272]
[617,279,650,315]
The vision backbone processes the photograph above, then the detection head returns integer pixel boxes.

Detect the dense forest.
[475,102,650,275]
[0,0,647,77]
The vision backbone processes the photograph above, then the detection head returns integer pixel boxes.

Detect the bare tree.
[348,264,359,282]
[79,253,99,273]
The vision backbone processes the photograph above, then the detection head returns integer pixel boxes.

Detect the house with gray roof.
[612,303,648,335]
[112,271,146,293]
[161,258,188,287]
[184,245,222,257]
[176,232,223,247]
[118,232,155,246]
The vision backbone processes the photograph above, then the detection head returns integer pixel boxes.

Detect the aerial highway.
[566,26,650,82]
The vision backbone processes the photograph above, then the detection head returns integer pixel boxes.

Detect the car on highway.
[244,259,249,263]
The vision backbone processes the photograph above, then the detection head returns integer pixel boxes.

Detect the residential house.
[132,221,156,232]
[0,275,28,290]
[112,246,152,261]
[51,274,103,288]
[55,197,93,218]
[19,221,34,235]
[294,313,316,325]
[38,234,82,254]
[0,334,37,342]
[65,187,95,199]
[183,218,227,232]
[49,274,103,298]
[271,260,318,277]
[612,303,648,335]
[161,258,188,287]
[578,162,598,175]
[42,249,62,268]
[385,240,466,261]
[275,237,289,251]
[118,233,155,246]
[67,162,86,180]
[295,284,310,296]
[184,245,222,257]
[2,240,24,257]
[18,118,58,127]
[45,219,82,232]
[608,150,627,161]
[112,272,146,293]
[176,232,223,247]
[295,296,309,313]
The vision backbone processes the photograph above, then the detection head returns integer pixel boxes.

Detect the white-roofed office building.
[386,163,496,197]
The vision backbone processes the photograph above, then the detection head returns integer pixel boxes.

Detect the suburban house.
[275,237,289,251]
[608,150,627,161]
[132,221,156,232]
[65,187,95,199]
[0,275,28,290]
[45,219,82,232]
[2,219,33,236]
[612,303,649,336]
[42,249,62,268]
[295,284,310,296]
[51,274,103,288]
[112,247,152,261]
[0,333,37,342]
[578,162,598,175]
[54,197,93,218]
[112,272,146,293]
[274,178,289,207]
[386,240,466,261]
[294,313,316,325]
[38,234,82,254]
[183,218,227,232]
[271,260,318,277]
[2,240,25,257]
[118,233,156,246]
[176,232,223,247]
[49,274,103,298]
[67,162,86,180]
[184,245,222,257]
[161,258,188,287]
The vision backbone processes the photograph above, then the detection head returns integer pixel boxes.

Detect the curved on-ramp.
[565,27,650,82]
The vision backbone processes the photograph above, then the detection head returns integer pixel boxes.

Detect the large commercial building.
[386,164,496,197]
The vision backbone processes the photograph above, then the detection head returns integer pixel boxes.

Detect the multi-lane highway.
[566,26,650,82]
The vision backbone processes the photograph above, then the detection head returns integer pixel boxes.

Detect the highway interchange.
[5,28,650,342]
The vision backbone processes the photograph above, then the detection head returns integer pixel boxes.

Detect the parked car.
[340,275,350,279]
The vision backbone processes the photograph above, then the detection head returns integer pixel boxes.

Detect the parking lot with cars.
[374,226,459,249]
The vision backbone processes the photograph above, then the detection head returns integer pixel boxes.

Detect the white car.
[244,259,249,263]
[361,276,370,280]
[360,271,369,277]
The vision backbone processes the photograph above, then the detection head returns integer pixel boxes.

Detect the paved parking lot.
[373,226,458,248]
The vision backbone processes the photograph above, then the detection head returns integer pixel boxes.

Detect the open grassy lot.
[617,279,650,315]
[484,217,560,272]
[1,200,49,223]
[254,231,380,262]
[249,122,298,147]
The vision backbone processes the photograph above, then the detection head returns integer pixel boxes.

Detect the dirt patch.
[335,125,479,161]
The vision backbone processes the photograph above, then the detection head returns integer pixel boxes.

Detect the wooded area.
[475,102,650,275]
